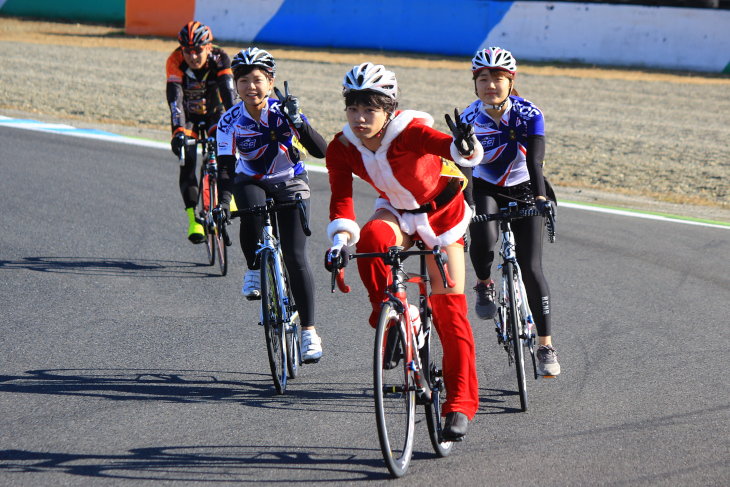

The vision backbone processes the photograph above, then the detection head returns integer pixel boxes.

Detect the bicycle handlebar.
[472,205,556,243]
[471,207,542,223]
[230,193,311,237]
[177,120,216,167]
[330,245,455,294]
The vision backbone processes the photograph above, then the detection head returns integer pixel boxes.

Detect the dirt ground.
[2,17,730,222]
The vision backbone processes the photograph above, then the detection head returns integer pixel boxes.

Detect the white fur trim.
[450,135,484,167]
[341,110,434,210]
[327,218,361,245]
[430,200,473,247]
[372,199,473,248]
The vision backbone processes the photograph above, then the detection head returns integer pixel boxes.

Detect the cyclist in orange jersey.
[166,21,236,243]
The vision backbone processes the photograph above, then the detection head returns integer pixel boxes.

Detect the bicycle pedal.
[245,295,262,301]
[440,434,465,443]
[302,357,320,365]
[538,374,557,379]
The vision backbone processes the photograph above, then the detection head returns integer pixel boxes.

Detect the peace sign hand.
[274,81,303,128]
[445,108,475,157]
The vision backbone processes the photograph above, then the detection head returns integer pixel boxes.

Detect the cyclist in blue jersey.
[461,47,560,376]
[217,48,327,363]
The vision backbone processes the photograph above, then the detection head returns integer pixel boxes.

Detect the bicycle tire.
[420,306,453,457]
[282,264,300,379]
[260,248,286,394]
[374,302,415,478]
[209,182,227,276]
[198,173,215,266]
[506,262,527,411]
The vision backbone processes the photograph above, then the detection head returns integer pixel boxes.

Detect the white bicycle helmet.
[471,47,517,75]
[231,47,276,77]
[342,62,398,100]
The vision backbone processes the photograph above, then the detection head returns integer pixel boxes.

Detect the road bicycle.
[231,194,311,394]
[179,122,229,276]
[331,241,455,477]
[471,201,556,412]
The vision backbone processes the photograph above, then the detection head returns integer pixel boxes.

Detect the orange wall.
[125,0,196,37]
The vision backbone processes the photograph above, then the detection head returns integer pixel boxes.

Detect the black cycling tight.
[469,185,552,337]
[233,182,316,327]
[179,144,199,208]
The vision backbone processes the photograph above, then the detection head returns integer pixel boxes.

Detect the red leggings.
[356,219,479,419]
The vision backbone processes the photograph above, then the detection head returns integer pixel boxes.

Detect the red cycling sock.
[356,219,397,328]
[430,293,479,419]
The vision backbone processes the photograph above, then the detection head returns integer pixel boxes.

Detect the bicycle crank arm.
[382,385,422,394]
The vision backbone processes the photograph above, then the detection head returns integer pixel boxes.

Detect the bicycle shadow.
[0,444,393,482]
[0,369,374,414]
[476,387,525,415]
[0,256,218,278]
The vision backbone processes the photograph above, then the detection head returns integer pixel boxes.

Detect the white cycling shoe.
[242,269,261,300]
[301,328,323,363]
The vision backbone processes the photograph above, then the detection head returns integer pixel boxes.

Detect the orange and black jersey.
[166,45,236,136]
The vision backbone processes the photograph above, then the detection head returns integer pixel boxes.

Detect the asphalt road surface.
[1,126,729,485]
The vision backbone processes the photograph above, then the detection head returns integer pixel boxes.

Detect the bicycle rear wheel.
[198,173,215,266]
[506,262,527,411]
[421,306,453,457]
[282,264,300,379]
[260,248,286,394]
[209,182,227,276]
[374,302,415,478]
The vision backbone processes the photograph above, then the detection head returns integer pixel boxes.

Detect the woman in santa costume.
[324,62,484,440]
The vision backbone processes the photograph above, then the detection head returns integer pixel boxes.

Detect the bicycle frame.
[336,243,453,438]
[254,205,299,332]
[231,195,310,393]
[382,248,432,406]
[494,215,538,374]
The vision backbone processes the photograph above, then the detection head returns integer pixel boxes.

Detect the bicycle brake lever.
[433,247,456,288]
[331,268,351,293]
[294,194,312,236]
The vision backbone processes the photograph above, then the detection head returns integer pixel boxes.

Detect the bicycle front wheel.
[209,182,227,276]
[506,262,527,411]
[421,307,453,457]
[198,173,215,266]
[282,264,300,379]
[374,302,415,478]
[260,248,286,394]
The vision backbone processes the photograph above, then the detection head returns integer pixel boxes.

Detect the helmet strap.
[373,112,395,139]
[488,80,513,110]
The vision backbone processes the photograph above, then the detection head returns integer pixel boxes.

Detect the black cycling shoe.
[474,280,497,320]
[442,412,468,441]
[382,325,402,370]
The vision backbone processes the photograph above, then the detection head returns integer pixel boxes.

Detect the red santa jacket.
[325,110,483,248]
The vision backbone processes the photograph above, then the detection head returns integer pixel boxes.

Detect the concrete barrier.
[0,0,124,23]
[124,0,730,73]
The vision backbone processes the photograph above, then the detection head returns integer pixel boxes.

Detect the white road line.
[2,116,728,229]
[559,202,730,230]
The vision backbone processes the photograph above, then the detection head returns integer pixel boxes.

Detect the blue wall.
[255,0,513,56]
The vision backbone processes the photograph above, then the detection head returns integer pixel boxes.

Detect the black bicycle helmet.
[178,21,213,48]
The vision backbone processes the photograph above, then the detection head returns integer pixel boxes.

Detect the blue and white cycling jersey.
[460,95,545,187]
[217,97,306,184]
